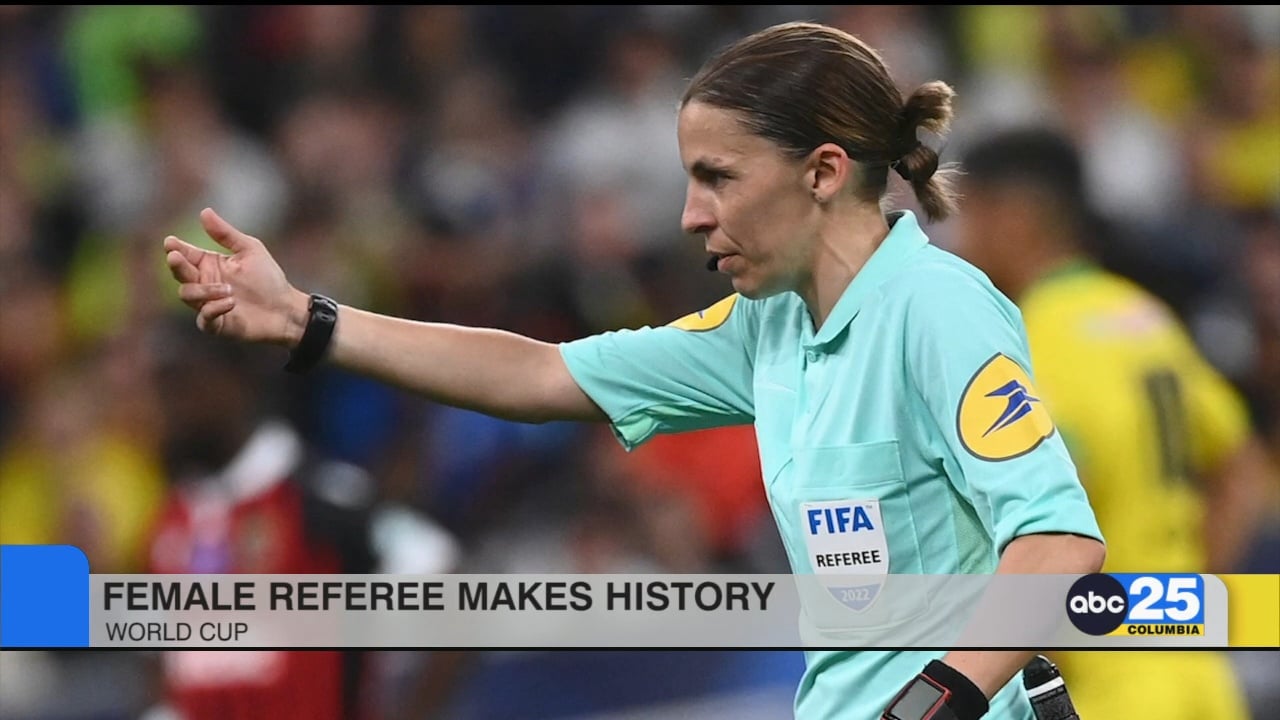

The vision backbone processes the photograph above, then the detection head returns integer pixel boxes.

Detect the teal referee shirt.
[560,210,1103,720]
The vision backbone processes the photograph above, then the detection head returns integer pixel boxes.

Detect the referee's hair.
[682,21,961,224]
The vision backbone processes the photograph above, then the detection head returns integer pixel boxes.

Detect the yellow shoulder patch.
[667,294,739,332]
[956,353,1056,461]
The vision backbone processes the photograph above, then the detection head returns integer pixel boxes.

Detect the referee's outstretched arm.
[163,207,607,425]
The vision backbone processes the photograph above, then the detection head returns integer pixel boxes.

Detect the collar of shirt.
[805,209,930,349]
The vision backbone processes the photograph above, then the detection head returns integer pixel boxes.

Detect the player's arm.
[1179,349,1278,571]
[163,208,605,424]
[1202,435,1276,571]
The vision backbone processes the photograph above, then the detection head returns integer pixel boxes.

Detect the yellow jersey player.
[952,126,1275,720]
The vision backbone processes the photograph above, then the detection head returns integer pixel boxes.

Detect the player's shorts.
[1056,650,1249,720]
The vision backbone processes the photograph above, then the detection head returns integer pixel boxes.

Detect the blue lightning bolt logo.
[983,380,1040,437]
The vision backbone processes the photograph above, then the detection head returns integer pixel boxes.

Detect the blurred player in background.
[143,317,462,720]
[161,21,1106,720]
[953,125,1277,720]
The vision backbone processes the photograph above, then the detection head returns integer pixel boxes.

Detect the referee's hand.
[163,208,309,347]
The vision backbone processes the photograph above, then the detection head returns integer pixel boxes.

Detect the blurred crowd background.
[0,5,1277,720]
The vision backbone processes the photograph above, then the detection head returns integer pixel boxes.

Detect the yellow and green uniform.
[1021,260,1251,720]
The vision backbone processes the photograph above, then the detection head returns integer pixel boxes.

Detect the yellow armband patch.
[957,353,1056,460]
[667,294,739,332]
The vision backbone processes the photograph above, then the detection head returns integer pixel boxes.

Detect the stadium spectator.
[141,317,461,720]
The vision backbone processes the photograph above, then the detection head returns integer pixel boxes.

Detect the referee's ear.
[805,142,853,204]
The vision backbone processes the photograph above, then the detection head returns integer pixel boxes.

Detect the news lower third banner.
[1,545,1276,649]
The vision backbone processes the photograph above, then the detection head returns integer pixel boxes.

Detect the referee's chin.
[728,274,783,301]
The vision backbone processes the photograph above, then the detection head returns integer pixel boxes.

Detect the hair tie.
[891,140,922,181]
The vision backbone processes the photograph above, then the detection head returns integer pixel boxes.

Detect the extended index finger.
[163,236,211,283]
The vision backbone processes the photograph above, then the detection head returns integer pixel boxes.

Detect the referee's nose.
[681,184,715,237]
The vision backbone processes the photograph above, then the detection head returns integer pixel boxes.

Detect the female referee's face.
[677,101,817,299]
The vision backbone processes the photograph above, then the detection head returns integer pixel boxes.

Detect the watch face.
[886,678,946,720]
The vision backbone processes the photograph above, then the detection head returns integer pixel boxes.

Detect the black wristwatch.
[283,293,339,374]
[882,660,989,720]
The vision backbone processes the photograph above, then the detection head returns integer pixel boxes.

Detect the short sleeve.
[903,269,1104,553]
[559,294,757,451]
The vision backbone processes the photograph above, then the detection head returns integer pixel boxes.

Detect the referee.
[163,21,1105,720]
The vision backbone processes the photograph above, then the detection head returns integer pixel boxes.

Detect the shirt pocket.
[780,441,933,634]
[792,440,905,488]
[784,440,923,573]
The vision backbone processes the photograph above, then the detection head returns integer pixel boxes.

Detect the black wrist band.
[923,660,989,720]
[284,293,339,375]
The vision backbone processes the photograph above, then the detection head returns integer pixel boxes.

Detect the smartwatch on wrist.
[882,660,988,720]
[882,673,957,720]
[283,293,339,374]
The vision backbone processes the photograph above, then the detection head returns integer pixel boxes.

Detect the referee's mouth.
[706,252,738,272]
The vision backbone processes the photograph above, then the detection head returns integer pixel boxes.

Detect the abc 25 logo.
[1066,573,1206,636]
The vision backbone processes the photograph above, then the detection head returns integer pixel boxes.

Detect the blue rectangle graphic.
[0,544,90,647]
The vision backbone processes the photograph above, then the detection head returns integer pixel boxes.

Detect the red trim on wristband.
[882,672,954,720]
